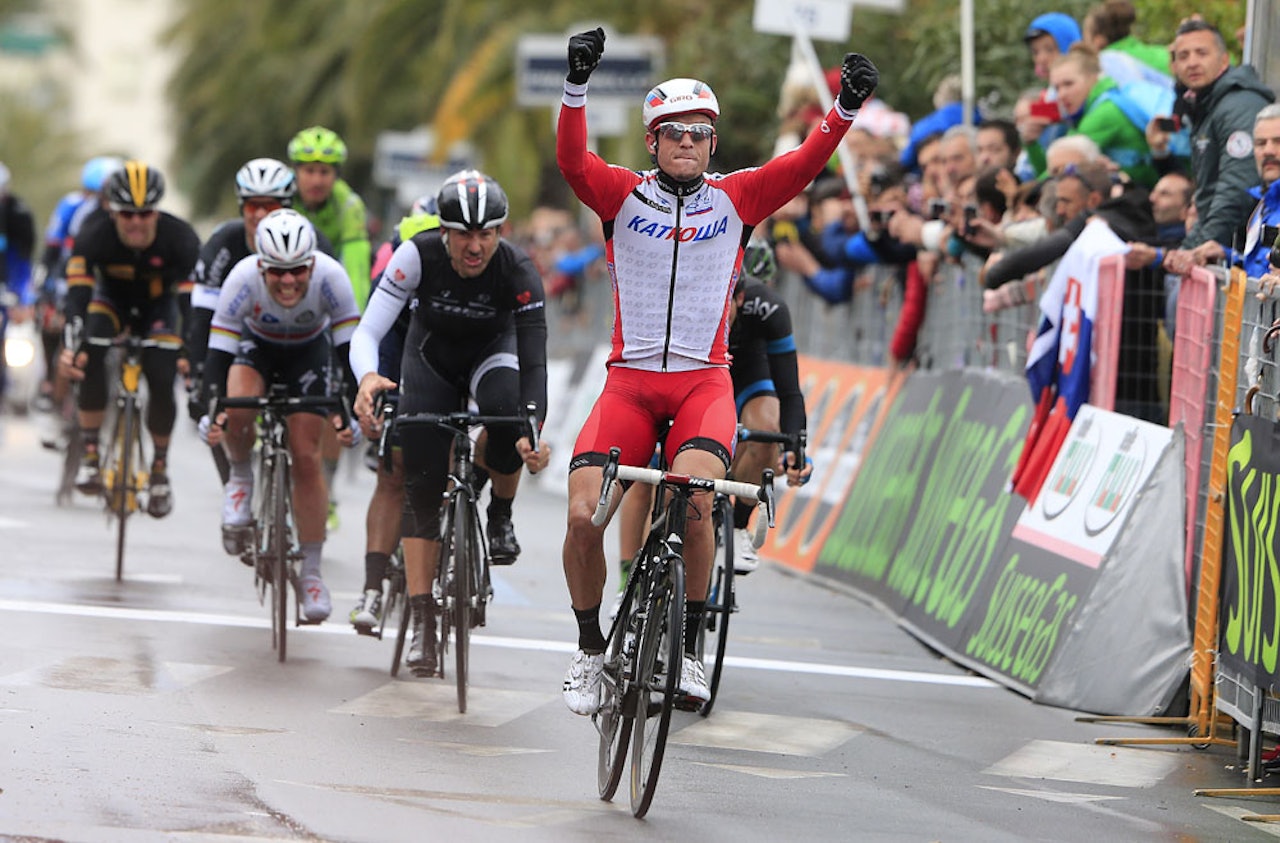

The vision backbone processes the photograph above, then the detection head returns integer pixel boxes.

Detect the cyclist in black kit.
[351,170,552,676]
[60,160,200,517]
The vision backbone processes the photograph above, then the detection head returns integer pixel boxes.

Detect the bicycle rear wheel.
[630,554,684,818]
[597,576,637,801]
[700,496,735,716]
[452,496,475,713]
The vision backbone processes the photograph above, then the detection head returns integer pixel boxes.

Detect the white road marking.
[332,682,547,726]
[977,785,1125,804]
[0,597,997,689]
[984,739,1182,788]
[691,761,847,780]
[397,739,553,757]
[672,710,860,755]
[0,516,28,529]
[0,656,232,694]
[1202,804,1280,838]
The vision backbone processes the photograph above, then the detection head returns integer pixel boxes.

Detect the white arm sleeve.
[207,259,257,355]
[349,241,421,383]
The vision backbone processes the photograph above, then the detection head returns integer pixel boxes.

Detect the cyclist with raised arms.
[287,126,372,532]
[186,158,334,471]
[610,239,813,613]
[60,160,200,518]
[351,170,552,676]
[201,209,360,623]
[556,27,877,715]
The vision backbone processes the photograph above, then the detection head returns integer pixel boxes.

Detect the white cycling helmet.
[255,208,317,268]
[642,78,720,130]
[235,157,296,204]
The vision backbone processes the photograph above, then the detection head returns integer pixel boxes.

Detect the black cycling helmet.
[437,169,508,231]
[104,160,165,211]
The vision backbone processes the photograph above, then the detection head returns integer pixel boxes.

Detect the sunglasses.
[655,122,716,143]
[115,208,157,220]
[244,198,285,212]
[264,264,311,279]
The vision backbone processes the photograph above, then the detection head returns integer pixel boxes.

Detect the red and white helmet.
[642,78,720,130]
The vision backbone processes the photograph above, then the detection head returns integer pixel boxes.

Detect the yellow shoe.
[326,500,339,532]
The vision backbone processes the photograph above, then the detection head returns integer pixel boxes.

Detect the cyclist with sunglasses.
[351,170,552,677]
[60,160,200,517]
[200,209,361,623]
[185,160,335,443]
[556,27,877,715]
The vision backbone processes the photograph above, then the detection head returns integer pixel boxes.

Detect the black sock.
[684,600,706,656]
[152,444,168,467]
[733,499,754,530]
[364,551,390,592]
[574,604,607,653]
[488,494,513,520]
[83,429,100,455]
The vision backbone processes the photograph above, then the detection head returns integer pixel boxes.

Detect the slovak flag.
[1011,219,1129,502]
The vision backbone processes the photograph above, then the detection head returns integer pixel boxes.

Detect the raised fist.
[567,27,606,85]
[838,53,879,112]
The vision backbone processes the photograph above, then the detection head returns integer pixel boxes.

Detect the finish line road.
[0,409,1270,841]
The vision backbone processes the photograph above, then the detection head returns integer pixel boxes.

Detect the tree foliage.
[160,0,1252,220]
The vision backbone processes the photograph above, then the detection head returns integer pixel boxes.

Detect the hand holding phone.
[1028,100,1061,123]
[1154,115,1180,132]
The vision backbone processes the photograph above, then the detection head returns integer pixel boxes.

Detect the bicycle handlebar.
[590,447,776,548]
[738,427,807,472]
[393,402,539,448]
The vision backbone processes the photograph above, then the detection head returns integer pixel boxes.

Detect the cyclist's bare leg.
[221,365,264,462]
[668,448,724,602]
[286,412,328,545]
[365,451,405,556]
[563,464,610,610]
[403,536,441,596]
[731,395,781,486]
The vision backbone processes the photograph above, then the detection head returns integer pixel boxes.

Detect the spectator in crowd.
[1162,18,1275,273]
[0,163,37,405]
[1019,13,1082,177]
[1044,44,1158,186]
[1125,172,1194,272]
[1045,133,1105,177]
[1082,0,1173,85]
[939,125,979,191]
[1025,12,1083,81]
[977,120,1021,171]
[900,75,977,173]
[1201,106,1280,293]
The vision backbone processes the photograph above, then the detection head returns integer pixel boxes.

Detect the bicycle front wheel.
[110,397,140,581]
[597,577,637,801]
[452,496,475,713]
[701,497,735,716]
[271,456,290,663]
[630,554,685,818]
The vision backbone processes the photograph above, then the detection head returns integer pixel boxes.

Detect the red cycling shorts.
[570,366,736,471]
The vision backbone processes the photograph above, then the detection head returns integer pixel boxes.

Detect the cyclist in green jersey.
[288,126,373,531]
[287,126,372,309]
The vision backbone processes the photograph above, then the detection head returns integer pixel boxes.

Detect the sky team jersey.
[208,251,360,354]
[557,88,855,373]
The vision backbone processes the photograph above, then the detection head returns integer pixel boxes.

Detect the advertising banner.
[1220,413,1280,687]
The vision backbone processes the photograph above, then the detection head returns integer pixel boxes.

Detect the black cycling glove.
[837,53,879,112]
[566,27,606,85]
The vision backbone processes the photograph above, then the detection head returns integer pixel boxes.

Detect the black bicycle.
[696,427,806,716]
[391,402,539,713]
[217,386,347,662]
[591,446,775,817]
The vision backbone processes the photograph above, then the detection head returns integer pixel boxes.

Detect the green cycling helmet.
[288,126,348,165]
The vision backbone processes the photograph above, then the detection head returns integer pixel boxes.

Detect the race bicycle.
[391,402,539,713]
[591,446,774,817]
[695,427,806,716]
[217,386,348,662]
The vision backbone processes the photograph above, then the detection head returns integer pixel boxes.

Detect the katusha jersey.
[208,251,360,353]
[557,88,856,373]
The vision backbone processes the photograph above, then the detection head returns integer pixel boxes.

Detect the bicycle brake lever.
[525,401,540,453]
[591,447,622,527]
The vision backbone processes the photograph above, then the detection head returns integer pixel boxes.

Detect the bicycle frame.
[591,446,774,817]
[392,403,539,713]
[218,387,345,661]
